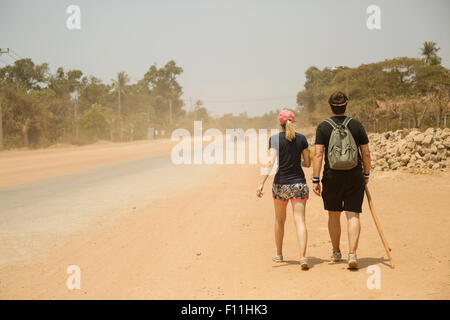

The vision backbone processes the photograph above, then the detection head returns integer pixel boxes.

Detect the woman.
[256,110,311,270]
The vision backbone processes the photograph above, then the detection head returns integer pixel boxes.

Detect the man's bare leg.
[328,211,341,253]
[345,211,361,254]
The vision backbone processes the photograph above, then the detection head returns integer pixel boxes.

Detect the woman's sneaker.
[331,251,342,262]
[272,254,283,263]
[348,253,358,269]
[300,257,309,270]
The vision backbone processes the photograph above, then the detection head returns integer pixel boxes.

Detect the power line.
[0,48,23,63]
[183,95,296,104]
[0,48,13,65]
[6,53,17,62]
[9,49,23,60]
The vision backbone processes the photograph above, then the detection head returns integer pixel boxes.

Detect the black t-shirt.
[315,116,369,173]
[269,132,309,184]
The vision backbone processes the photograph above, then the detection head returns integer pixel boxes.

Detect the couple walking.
[256,91,371,270]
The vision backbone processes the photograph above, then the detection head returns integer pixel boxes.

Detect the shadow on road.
[356,256,392,269]
[329,256,393,271]
[272,256,328,269]
[272,256,392,271]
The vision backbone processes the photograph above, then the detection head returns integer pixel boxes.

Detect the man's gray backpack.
[324,116,358,170]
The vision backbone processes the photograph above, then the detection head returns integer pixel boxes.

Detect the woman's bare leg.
[273,200,287,255]
[291,200,307,258]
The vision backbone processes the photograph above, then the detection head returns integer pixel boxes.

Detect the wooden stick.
[365,185,395,268]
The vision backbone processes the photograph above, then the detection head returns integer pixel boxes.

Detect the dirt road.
[0,140,449,299]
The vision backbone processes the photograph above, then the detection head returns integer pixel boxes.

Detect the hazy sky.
[1,0,449,116]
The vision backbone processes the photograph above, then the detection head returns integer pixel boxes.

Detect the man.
[312,91,371,269]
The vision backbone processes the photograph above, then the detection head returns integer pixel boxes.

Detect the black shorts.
[321,169,365,213]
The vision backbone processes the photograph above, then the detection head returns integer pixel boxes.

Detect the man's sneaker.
[348,253,358,269]
[272,254,283,263]
[331,251,342,262]
[300,257,309,270]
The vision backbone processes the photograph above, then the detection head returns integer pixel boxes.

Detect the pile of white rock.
[369,128,450,172]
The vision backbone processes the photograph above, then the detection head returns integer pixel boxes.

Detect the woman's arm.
[301,147,311,168]
[256,148,277,198]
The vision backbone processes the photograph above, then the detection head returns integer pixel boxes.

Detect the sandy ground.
[0,140,449,299]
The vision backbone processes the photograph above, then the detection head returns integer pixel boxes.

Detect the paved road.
[0,154,215,266]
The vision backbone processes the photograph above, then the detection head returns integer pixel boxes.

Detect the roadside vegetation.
[0,42,448,149]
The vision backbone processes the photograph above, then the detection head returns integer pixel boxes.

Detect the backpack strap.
[342,116,353,128]
[324,118,338,130]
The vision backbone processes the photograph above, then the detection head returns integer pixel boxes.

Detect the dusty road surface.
[0,139,449,299]
[0,139,176,188]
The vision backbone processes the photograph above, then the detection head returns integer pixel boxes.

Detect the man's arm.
[301,147,311,168]
[359,144,371,184]
[312,144,325,196]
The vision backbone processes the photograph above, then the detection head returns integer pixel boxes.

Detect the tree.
[193,100,209,121]
[297,90,315,112]
[111,71,130,117]
[111,71,130,141]
[140,61,184,126]
[0,58,191,148]
[126,112,150,140]
[0,59,52,147]
[401,100,428,128]
[431,83,450,127]
[47,67,83,140]
[420,41,442,66]
[78,76,110,113]
[79,103,114,141]
[296,55,450,130]
[0,58,48,91]
[416,64,450,127]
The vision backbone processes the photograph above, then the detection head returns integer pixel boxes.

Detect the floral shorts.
[272,183,309,204]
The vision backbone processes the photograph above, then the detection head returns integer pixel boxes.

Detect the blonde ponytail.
[284,119,295,142]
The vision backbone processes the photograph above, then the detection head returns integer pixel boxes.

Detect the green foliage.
[0,58,188,148]
[139,60,184,127]
[1,43,448,149]
[0,58,49,90]
[421,41,442,66]
[79,104,113,141]
[296,52,450,131]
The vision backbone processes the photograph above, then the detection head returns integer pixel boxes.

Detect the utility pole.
[0,98,3,150]
[0,48,10,150]
[74,99,79,139]
[118,86,124,141]
[346,73,349,99]
[118,89,121,117]
[168,99,173,125]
